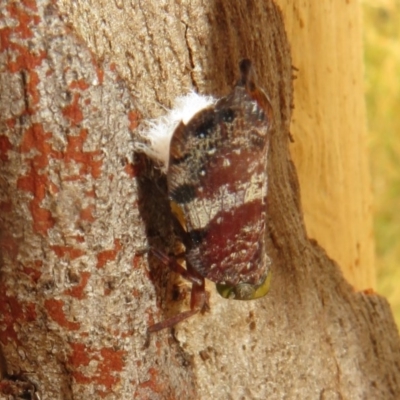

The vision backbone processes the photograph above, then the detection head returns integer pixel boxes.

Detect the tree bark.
[0,1,398,399]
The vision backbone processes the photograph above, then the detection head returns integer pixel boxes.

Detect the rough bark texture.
[0,1,398,400]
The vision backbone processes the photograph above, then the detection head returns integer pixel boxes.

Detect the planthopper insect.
[137,59,273,332]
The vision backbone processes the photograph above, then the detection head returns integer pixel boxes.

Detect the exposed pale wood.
[0,1,398,399]
[275,0,375,291]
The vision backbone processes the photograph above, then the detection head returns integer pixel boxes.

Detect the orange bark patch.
[24,302,37,322]
[0,201,12,212]
[96,239,122,269]
[132,254,142,269]
[6,2,38,39]
[44,298,80,330]
[124,162,142,178]
[69,79,90,91]
[69,342,126,390]
[22,260,43,283]
[139,367,166,393]
[18,124,61,234]
[0,291,38,345]
[65,129,103,178]
[96,347,125,386]
[69,342,91,368]
[80,204,95,222]
[26,70,40,109]
[8,46,46,73]
[64,271,91,299]
[30,203,54,234]
[128,110,140,130]
[21,0,38,11]
[85,188,96,197]
[16,168,43,195]
[50,245,85,260]
[95,65,104,85]
[62,93,83,126]
[0,234,19,259]
[18,123,103,234]
[20,123,61,168]
[17,166,55,234]
[0,135,12,161]
[22,267,42,283]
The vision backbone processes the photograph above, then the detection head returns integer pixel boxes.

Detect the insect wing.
[168,82,272,287]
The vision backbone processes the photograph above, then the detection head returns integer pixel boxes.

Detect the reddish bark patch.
[24,302,37,322]
[69,342,91,368]
[132,254,142,269]
[8,46,46,73]
[95,65,104,85]
[5,118,16,129]
[96,239,122,269]
[96,347,125,386]
[128,110,140,130]
[17,124,61,234]
[21,0,38,11]
[69,342,126,390]
[62,93,84,126]
[30,201,55,234]
[20,123,60,169]
[17,170,55,234]
[80,204,95,222]
[22,259,43,283]
[26,70,40,109]
[22,267,41,282]
[0,233,19,259]
[65,129,103,179]
[44,298,80,330]
[85,189,96,198]
[0,292,37,345]
[0,135,12,161]
[17,123,103,235]
[64,271,91,299]
[139,367,166,393]
[69,79,90,91]
[124,162,139,178]
[0,201,12,213]
[6,3,38,39]
[17,168,55,234]
[50,245,85,260]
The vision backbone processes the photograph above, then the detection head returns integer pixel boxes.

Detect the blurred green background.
[363,0,400,327]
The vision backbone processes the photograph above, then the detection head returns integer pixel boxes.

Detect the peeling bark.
[0,1,399,399]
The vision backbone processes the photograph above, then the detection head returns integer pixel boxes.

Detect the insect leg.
[148,250,208,332]
[150,248,202,286]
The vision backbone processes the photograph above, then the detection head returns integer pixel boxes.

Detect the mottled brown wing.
[168,63,272,287]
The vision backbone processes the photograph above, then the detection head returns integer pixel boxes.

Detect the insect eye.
[234,283,257,300]
[219,108,235,123]
[216,272,271,300]
[195,118,215,138]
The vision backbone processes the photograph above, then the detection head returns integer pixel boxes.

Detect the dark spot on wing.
[189,228,208,245]
[219,108,235,123]
[193,116,216,138]
[170,184,196,204]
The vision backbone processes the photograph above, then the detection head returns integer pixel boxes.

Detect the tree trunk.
[0,1,398,399]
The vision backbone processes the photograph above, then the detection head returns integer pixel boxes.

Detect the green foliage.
[363,0,400,326]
